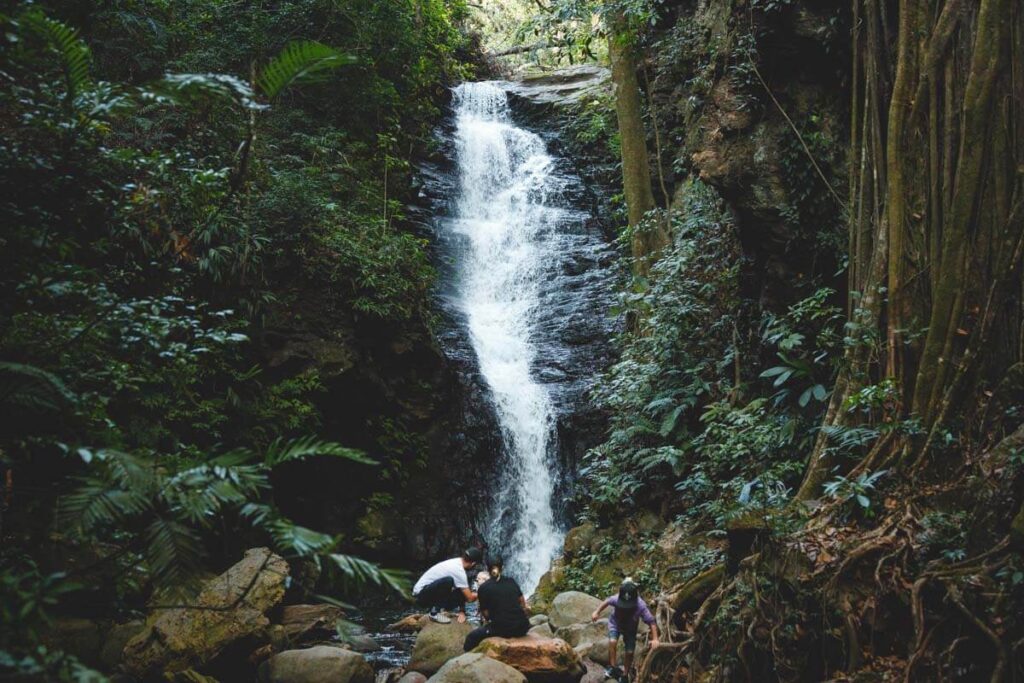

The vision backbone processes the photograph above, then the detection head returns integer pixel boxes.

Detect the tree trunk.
[608,16,667,276]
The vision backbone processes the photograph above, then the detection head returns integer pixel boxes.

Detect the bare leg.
[608,638,618,668]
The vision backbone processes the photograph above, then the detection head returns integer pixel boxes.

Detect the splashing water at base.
[449,82,564,593]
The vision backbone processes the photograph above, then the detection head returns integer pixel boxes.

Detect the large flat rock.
[474,633,585,683]
[504,65,610,107]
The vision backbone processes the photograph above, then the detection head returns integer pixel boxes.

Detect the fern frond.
[144,516,203,587]
[263,436,375,467]
[164,463,268,523]
[0,361,76,416]
[256,41,356,100]
[327,553,409,596]
[60,477,153,531]
[95,449,159,494]
[22,11,94,103]
[266,516,337,557]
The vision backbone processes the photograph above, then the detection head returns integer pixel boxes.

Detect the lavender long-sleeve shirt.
[606,595,656,632]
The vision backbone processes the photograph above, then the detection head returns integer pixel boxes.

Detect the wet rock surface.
[123,548,289,678]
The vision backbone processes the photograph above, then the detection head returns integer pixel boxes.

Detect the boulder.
[276,604,344,642]
[475,633,585,683]
[562,524,598,560]
[408,621,475,674]
[554,620,607,649]
[548,592,601,630]
[44,617,104,665]
[344,634,381,652]
[529,562,565,614]
[579,659,608,683]
[398,673,429,683]
[427,652,527,683]
[529,623,554,639]
[529,615,549,626]
[257,645,373,683]
[123,547,289,677]
[99,620,145,669]
[388,613,430,633]
[574,639,610,666]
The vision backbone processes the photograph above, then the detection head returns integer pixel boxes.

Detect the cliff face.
[652,0,849,308]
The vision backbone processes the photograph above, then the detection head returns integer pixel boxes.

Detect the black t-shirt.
[478,576,529,635]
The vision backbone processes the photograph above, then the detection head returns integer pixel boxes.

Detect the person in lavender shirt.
[591,578,660,682]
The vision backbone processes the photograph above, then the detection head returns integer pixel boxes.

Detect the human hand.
[651,638,660,648]
[457,612,467,624]
[590,610,599,622]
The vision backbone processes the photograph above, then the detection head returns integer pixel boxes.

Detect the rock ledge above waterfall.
[503,65,610,107]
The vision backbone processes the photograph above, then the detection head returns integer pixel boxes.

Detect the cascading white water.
[449,82,563,592]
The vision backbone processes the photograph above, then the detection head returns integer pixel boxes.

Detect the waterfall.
[448,82,564,592]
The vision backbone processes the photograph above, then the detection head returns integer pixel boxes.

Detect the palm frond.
[263,436,375,467]
[256,41,356,100]
[21,11,94,103]
[327,553,409,596]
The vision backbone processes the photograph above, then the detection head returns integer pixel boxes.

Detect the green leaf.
[150,73,263,110]
[21,11,93,104]
[798,387,813,407]
[256,41,356,100]
[327,553,408,596]
[263,436,375,467]
[855,494,870,508]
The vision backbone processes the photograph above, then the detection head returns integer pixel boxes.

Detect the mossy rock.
[530,560,565,613]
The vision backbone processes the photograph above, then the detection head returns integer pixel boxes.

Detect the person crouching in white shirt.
[411,548,483,623]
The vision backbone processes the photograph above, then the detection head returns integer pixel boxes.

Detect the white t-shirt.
[413,557,469,595]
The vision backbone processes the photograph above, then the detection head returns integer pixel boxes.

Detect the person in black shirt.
[463,555,530,651]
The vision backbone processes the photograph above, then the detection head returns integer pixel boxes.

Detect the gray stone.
[528,623,554,639]
[548,592,602,630]
[409,621,475,674]
[554,620,607,649]
[345,634,381,652]
[505,65,611,107]
[528,615,549,626]
[426,652,527,683]
[397,674,428,683]
[257,645,373,683]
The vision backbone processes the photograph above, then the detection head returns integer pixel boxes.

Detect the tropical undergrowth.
[0,1,474,678]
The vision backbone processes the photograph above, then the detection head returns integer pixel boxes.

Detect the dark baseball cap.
[617,579,639,609]
[463,547,483,564]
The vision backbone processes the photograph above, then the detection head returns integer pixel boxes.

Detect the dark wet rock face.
[416,72,619,543]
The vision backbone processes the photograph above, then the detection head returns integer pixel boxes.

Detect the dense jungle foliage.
[2,0,1024,681]
[527,0,1024,681]
[0,0,476,677]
